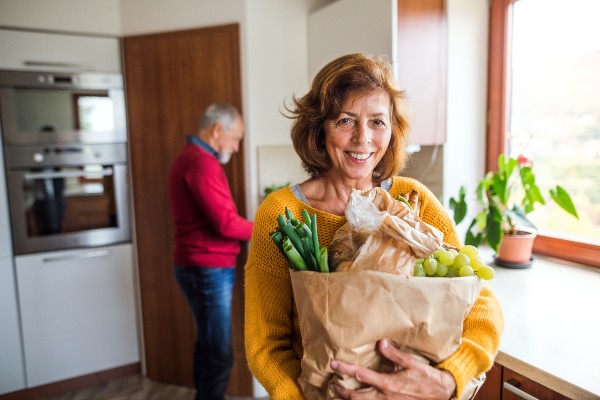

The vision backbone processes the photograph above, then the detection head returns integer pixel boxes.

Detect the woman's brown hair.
[287,53,411,182]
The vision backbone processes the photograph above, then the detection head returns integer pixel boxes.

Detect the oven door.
[7,163,130,255]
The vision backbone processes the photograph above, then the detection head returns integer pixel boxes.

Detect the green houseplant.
[449,154,579,264]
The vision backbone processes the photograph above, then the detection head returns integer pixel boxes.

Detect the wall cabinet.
[474,362,571,400]
[0,29,121,72]
[15,243,139,387]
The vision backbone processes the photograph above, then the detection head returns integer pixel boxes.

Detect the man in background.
[168,103,253,400]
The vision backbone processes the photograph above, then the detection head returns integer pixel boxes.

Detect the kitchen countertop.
[483,250,600,399]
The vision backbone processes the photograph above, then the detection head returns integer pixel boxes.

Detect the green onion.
[282,237,308,271]
[269,207,329,272]
[394,195,414,211]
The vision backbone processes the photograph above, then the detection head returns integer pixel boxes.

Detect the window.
[488,0,600,267]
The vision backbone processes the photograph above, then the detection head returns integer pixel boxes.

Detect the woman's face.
[324,88,392,182]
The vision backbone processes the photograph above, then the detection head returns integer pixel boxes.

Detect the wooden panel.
[473,362,502,400]
[122,24,252,396]
[503,368,570,400]
[397,0,447,146]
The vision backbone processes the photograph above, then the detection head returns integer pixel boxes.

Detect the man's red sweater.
[168,142,253,267]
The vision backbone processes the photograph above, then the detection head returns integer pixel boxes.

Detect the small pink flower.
[517,154,533,167]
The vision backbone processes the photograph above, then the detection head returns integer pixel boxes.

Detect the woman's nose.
[353,122,372,144]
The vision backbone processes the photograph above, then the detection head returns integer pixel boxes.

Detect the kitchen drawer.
[0,29,121,72]
[15,243,139,387]
[503,368,570,400]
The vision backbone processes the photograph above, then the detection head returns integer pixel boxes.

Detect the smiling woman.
[244,53,503,400]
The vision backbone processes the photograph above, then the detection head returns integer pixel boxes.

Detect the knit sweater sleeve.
[244,188,307,399]
[390,177,504,398]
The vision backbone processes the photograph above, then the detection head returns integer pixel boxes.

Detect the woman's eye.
[371,119,385,128]
[337,118,354,129]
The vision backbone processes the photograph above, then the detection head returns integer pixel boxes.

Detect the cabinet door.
[15,244,139,387]
[397,0,447,146]
[473,362,502,400]
[0,29,121,72]
[503,368,570,400]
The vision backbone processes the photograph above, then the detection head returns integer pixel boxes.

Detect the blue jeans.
[175,266,235,400]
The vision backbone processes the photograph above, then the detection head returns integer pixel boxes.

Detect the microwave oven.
[0,69,126,146]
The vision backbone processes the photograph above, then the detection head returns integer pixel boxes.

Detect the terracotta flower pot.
[496,227,537,265]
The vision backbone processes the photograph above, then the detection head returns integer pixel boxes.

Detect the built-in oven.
[0,70,130,255]
[4,143,130,255]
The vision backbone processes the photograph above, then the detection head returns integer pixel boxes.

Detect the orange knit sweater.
[244,176,503,399]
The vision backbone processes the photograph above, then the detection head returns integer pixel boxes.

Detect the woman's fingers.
[377,339,418,370]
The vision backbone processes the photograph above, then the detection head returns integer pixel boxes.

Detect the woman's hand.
[329,339,456,400]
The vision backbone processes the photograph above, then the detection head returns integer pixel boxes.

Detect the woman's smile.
[346,151,373,161]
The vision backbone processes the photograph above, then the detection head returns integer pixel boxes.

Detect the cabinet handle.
[43,250,110,263]
[25,168,114,180]
[23,60,92,70]
[503,380,540,400]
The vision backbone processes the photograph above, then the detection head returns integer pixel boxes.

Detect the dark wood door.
[122,23,252,396]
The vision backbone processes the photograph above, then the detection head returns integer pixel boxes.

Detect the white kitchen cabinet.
[15,243,139,387]
[0,29,121,72]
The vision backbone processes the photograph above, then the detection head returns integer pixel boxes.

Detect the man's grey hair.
[199,103,240,133]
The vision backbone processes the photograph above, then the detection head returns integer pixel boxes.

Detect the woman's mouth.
[347,151,372,161]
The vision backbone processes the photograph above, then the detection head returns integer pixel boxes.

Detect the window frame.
[486,0,600,268]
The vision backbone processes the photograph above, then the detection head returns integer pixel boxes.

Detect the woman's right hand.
[329,339,456,400]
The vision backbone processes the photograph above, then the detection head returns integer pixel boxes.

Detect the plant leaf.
[465,230,482,248]
[508,206,536,229]
[549,185,579,219]
[486,202,503,253]
[449,186,467,224]
[465,218,483,247]
[521,183,544,214]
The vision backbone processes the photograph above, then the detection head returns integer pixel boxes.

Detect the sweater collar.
[187,135,218,158]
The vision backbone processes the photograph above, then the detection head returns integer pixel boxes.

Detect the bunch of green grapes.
[413,245,495,280]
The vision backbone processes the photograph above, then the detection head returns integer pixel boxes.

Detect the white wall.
[444,0,489,237]
[119,0,245,36]
[0,0,121,35]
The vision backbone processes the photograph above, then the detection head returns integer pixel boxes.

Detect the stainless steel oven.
[4,143,130,255]
[0,69,130,255]
[0,69,126,145]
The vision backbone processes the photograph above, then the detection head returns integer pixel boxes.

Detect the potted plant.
[449,154,579,267]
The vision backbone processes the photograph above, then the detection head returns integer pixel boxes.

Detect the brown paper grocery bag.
[290,269,483,399]
[329,187,444,276]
